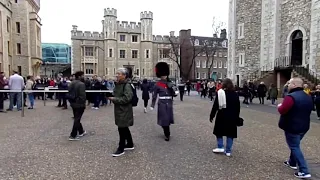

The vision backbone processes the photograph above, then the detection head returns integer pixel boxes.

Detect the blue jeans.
[285,132,309,174]
[9,92,22,110]
[28,93,34,107]
[217,136,234,153]
[94,94,100,108]
[271,98,276,104]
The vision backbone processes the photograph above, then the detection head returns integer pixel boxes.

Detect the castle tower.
[140,11,153,42]
[104,8,117,40]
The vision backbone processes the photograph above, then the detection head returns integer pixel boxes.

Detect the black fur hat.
[155,62,170,78]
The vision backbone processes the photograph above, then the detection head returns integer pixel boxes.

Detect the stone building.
[228,0,320,87]
[0,0,42,77]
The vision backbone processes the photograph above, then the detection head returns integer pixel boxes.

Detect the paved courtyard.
[0,95,320,180]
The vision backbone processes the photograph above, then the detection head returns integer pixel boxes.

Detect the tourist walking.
[25,76,35,109]
[109,68,134,157]
[257,82,267,104]
[68,71,87,141]
[0,72,7,113]
[7,71,24,111]
[140,79,150,113]
[151,62,175,141]
[278,77,313,179]
[209,78,241,157]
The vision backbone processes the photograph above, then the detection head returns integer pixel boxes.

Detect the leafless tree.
[203,17,226,79]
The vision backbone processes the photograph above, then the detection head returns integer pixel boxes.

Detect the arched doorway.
[290,30,303,66]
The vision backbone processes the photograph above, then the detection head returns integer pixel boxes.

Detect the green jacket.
[112,80,134,127]
[68,80,86,108]
[268,87,278,99]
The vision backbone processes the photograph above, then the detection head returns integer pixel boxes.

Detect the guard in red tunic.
[150,62,175,141]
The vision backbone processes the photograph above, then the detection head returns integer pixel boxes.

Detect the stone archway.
[285,26,308,66]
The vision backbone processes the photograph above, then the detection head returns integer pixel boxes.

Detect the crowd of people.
[0,66,316,178]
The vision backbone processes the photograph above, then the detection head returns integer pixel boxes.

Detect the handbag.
[237,117,244,127]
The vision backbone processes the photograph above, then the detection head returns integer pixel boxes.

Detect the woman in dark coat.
[209,78,240,157]
[140,79,150,113]
[257,82,267,104]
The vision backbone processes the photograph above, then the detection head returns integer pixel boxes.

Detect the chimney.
[220,29,227,39]
[213,34,218,38]
[169,31,175,37]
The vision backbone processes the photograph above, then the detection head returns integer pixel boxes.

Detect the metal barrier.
[0,89,113,117]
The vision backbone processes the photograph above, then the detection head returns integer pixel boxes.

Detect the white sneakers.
[212,148,231,157]
[144,108,147,113]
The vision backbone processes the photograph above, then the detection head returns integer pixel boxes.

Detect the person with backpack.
[108,67,137,157]
[150,62,175,141]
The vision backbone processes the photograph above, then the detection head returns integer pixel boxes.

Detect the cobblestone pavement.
[0,96,320,180]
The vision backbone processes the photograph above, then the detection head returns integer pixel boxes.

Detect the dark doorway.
[291,30,303,66]
[236,75,240,87]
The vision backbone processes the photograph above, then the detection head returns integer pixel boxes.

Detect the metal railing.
[0,89,113,117]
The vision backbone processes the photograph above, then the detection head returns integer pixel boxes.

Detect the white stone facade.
[71,8,178,79]
[228,0,320,83]
[0,0,42,77]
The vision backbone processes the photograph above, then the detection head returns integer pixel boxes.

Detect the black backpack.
[123,83,139,107]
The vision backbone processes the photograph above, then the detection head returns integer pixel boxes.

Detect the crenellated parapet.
[71,25,104,40]
[117,21,141,33]
[140,11,153,20]
[104,8,117,17]
[153,35,179,43]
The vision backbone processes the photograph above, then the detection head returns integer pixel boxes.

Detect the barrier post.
[21,91,24,117]
[44,87,48,106]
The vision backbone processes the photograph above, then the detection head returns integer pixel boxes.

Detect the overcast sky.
[39,0,228,45]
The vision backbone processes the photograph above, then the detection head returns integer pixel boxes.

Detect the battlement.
[140,11,153,20]
[117,21,141,33]
[104,8,117,17]
[71,26,104,40]
[153,35,178,43]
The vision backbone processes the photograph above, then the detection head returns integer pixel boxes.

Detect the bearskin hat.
[155,62,170,78]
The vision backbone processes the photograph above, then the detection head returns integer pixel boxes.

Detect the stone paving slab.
[0,97,320,180]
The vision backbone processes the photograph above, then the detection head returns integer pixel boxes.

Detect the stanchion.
[21,91,25,117]
[43,87,47,106]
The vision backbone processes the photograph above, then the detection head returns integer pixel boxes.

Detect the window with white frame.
[146,49,150,58]
[120,35,126,41]
[213,60,217,68]
[85,47,94,56]
[218,61,222,68]
[106,68,109,75]
[196,72,200,79]
[196,60,200,68]
[224,61,227,68]
[132,35,138,42]
[109,49,113,57]
[132,50,138,58]
[202,60,207,68]
[202,72,207,79]
[85,68,94,74]
[120,50,126,58]
[238,53,245,67]
[222,40,227,48]
[238,23,244,39]
[194,39,199,46]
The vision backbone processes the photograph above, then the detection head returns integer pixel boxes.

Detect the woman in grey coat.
[151,62,175,141]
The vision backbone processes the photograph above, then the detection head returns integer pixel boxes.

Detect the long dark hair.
[222,78,235,91]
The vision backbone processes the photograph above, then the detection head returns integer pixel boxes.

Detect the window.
[85,47,94,56]
[218,61,222,68]
[224,61,227,68]
[120,35,126,41]
[202,73,207,79]
[7,17,10,32]
[146,49,149,58]
[106,68,109,75]
[16,43,21,54]
[196,72,200,79]
[222,40,227,48]
[142,68,145,75]
[238,23,244,39]
[17,66,21,74]
[7,41,10,54]
[109,49,112,57]
[16,22,20,33]
[132,50,138,58]
[159,49,169,59]
[132,35,138,42]
[136,69,140,76]
[213,60,217,68]
[196,60,200,68]
[194,39,199,46]
[113,68,115,75]
[219,52,223,57]
[239,53,245,67]
[202,60,207,68]
[120,50,126,58]
[85,69,94,74]
[15,0,18,3]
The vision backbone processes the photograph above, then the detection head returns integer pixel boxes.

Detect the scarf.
[217,89,226,109]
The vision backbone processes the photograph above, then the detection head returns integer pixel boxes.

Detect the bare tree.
[168,36,205,80]
[203,17,226,79]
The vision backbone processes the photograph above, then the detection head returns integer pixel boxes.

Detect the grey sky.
[39,0,228,44]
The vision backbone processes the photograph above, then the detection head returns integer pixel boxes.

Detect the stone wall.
[235,0,262,83]
[309,0,320,72]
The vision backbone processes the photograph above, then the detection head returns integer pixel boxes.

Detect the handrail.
[0,89,114,117]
